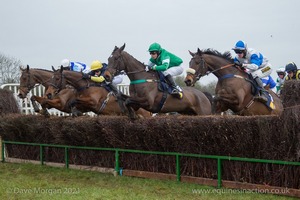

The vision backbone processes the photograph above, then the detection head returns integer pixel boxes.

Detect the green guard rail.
[2,140,300,188]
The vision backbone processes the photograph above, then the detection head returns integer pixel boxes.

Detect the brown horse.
[18,65,77,116]
[104,44,212,119]
[45,66,152,118]
[185,48,283,115]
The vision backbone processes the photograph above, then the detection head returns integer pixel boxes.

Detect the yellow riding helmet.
[90,60,103,71]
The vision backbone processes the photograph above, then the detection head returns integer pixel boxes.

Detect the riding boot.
[109,83,127,113]
[254,77,268,103]
[165,74,183,99]
[109,83,121,97]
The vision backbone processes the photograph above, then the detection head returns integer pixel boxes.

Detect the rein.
[196,57,235,79]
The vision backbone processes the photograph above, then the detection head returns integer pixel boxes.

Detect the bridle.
[19,70,51,95]
[49,72,65,93]
[50,71,91,93]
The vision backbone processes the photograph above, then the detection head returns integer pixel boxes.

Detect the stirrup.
[171,90,183,99]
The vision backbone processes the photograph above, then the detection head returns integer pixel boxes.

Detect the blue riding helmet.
[232,40,247,51]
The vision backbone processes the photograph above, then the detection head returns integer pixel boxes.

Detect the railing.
[2,140,300,188]
[0,83,130,116]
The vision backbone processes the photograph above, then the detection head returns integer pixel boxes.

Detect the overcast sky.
[1,0,300,84]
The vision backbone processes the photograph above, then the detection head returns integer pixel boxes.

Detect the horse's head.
[46,66,67,99]
[105,44,127,82]
[18,65,36,98]
[185,48,208,86]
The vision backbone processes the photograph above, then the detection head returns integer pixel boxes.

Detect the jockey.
[285,62,300,80]
[232,40,272,103]
[147,42,184,99]
[61,59,90,73]
[262,75,276,92]
[82,60,123,97]
[276,67,286,95]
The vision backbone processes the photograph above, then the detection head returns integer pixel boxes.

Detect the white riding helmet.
[276,67,286,74]
[61,59,70,67]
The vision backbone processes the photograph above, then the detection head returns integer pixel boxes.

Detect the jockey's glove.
[145,65,156,71]
[234,60,242,67]
[82,73,91,79]
[91,75,105,83]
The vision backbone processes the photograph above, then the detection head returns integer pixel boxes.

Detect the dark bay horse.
[45,66,152,118]
[185,48,283,115]
[18,65,77,116]
[104,44,212,119]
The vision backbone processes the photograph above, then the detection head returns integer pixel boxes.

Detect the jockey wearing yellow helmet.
[82,60,123,97]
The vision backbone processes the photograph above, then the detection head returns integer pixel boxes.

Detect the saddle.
[247,74,274,110]
[156,72,176,94]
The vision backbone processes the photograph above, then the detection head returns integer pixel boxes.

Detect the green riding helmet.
[148,43,162,53]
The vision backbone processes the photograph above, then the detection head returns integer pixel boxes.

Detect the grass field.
[0,162,296,200]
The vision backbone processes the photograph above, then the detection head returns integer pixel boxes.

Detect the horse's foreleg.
[30,96,41,112]
[30,96,51,117]
[124,99,140,120]
[69,99,83,117]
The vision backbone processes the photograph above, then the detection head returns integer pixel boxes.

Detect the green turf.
[0,162,296,200]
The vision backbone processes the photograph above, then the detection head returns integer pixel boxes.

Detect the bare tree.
[0,52,22,85]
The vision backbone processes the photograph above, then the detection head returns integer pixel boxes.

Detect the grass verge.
[0,162,296,200]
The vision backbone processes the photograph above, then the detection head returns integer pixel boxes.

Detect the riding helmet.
[285,62,297,73]
[90,60,103,71]
[61,59,70,67]
[148,43,162,53]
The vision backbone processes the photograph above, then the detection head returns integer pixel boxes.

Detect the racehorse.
[18,65,78,116]
[104,44,212,119]
[185,48,283,115]
[45,66,152,118]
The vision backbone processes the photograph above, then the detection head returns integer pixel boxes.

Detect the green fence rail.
[2,140,300,188]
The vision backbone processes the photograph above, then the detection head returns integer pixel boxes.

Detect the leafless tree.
[0,52,22,85]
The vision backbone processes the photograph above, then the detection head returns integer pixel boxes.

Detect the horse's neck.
[64,71,84,88]
[123,54,155,81]
[33,70,52,86]
[206,60,241,78]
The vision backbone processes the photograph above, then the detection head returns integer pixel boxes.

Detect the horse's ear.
[26,65,30,71]
[197,48,202,55]
[119,43,126,52]
[60,65,64,72]
[51,66,56,71]
[188,50,195,57]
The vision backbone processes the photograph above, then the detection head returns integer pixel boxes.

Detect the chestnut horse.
[18,65,77,116]
[45,66,152,118]
[185,48,283,115]
[104,44,212,119]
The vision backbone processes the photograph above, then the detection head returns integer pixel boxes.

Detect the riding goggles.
[149,51,158,55]
[234,49,244,54]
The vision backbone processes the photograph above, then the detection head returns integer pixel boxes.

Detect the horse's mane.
[122,51,146,66]
[29,68,53,73]
[202,48,234,63]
